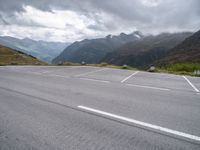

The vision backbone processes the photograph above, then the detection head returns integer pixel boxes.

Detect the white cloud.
[0,5,102,42]
[16,5,94,30]
[141,0,161,7]
[0,0,199,42]
[0,5,139,42]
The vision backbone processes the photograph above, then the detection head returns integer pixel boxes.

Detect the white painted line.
[42,69,65,74]
[21,70,69,78]
[29,72,42,75]
[79,78,110,83]
[182,76,199,92]
[42,70,57,74]
[13,70,42,75]
[126,83,170,91]
[41,66,84,74]
[78,105,200,142]
[49,74,69,78]
[75,68,108,77]
[121,71,139,83]
[9,68,70,79]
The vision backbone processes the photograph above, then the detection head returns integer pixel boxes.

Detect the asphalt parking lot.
[7,66,199,92]
[0,66,200,150]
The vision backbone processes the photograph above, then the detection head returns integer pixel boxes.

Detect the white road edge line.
[182,76,199,92]
[126,83,170,91]
[75,68,108,77]
[78,105,200,142]
[121,71,139,83]
[79,78,110,83]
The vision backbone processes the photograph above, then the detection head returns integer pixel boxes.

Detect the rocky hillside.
[156,30,200,65]
[102,32,192,67]
[52,31,143,64]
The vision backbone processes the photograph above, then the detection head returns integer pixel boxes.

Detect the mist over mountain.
[52,31,143,64]
[156,30,200,65]
[0,36,69,63]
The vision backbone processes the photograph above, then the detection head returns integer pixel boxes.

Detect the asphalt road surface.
[0,66,200,150]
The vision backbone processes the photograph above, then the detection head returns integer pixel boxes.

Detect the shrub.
[121,64,129,69]
[165,63,200,72]
[99,62,108,67]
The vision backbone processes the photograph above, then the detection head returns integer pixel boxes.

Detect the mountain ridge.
[53,31,193,67]
[156,30,200,65]
[52,31,143,64]
[0,36,69,63]
[102,32,193,67]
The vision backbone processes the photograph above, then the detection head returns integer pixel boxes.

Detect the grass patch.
[98,62,109,67]
[158,63,200,76]
[59,62,81,66]
[91,63,137,70]
[0,45,46,65]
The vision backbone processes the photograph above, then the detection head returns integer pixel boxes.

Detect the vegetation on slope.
[158,63,200,76]
[0,44,45,65]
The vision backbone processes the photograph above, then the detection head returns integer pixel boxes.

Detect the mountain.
[52,31,143,64]
[156,30,200,65]
[0,36,69,63]
[0,44,45,65]
[101,32,192,67]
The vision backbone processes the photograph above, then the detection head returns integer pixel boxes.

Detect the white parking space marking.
[126,83,170,91]
[182,76,199,92]
[29,72,43,75]
[9,68,71,79]
[41,66,85,74]
[121,71,139,83]
[79,78,110,83]
[75,68,108,77]
[78,105,200,142]
[49,74,70,78]
[42,69,64,74]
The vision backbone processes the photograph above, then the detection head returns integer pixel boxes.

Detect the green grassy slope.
[0,44,45,65]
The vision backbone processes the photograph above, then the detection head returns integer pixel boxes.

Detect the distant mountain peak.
[101,32,193,67]
[53,31,141,64]
[106,34,112,39]
[119,33,127,37]
[132,31,143,38]
[22,37,31,40]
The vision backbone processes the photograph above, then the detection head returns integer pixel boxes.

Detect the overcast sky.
[0,0,199,42]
